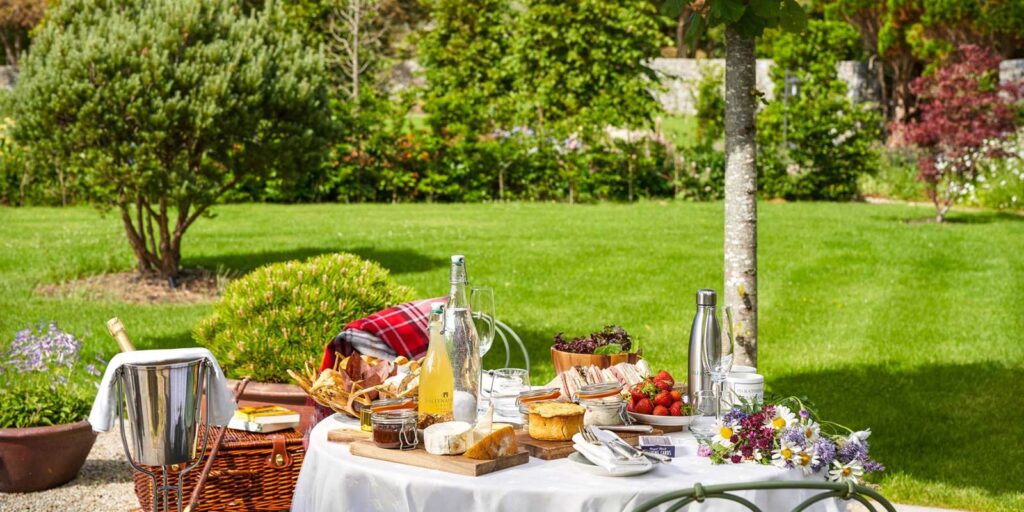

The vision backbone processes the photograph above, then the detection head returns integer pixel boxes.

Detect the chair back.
[632,480,897,512]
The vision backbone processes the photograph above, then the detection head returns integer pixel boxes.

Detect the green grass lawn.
[1,202,1021,510]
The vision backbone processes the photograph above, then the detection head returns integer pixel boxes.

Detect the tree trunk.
[675,13,688,58]
[723,26,758,368]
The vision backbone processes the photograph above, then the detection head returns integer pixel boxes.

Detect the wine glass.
[688,390,718,442]
[701,307,734,418]
[471,286,495,356]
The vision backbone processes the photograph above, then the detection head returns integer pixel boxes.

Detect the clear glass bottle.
[444,255,482,423]
[418,302,455,425]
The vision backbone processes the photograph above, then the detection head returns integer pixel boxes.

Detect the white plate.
[627,412,697,427]
[567,452,655,477]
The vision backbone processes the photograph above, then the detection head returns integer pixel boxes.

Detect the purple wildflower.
[697,445,712,457]
[86,364,101,377]
[723,407,749,424]
[799,409,810,419]
[812,438,836,472]
[6,321,82,373]
[863,458,886,473]
[838,439,869,464]
[782,426,805,447]
[730,454,742,464]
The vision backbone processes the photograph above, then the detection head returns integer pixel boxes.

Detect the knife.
[589,426,673,464]
[600,424,655,433]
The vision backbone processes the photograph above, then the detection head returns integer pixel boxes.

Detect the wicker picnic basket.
[132,427,304,511]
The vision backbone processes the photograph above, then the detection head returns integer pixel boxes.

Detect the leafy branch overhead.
[663,0,807,43]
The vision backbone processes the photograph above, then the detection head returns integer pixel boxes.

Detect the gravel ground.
[0,431,137,512]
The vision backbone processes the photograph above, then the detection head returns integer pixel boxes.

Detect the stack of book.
[228,405,300,433]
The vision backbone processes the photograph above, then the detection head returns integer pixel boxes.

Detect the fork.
[578,426,632,461]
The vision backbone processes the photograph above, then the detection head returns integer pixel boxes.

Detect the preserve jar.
[575,382,627,426]
[516,387,562,425]
[371,408,419,450]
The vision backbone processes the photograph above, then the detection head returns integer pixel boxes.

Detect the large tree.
[11,0,331,279]
[667,0,806,367]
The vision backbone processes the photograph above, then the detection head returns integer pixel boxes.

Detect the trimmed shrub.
[195,253,414,383]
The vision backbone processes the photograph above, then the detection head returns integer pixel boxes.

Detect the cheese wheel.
[464,425,517,460]
[423,421,472,455]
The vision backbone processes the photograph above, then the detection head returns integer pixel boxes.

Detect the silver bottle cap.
[696,289,717,306]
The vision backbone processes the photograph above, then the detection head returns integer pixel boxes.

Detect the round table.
[292,415,846,512]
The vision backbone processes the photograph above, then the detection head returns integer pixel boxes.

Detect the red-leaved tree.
[895,45,1021,222]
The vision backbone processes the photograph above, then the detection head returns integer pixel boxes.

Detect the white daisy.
[765,405,798,430]
[801,420,821,444]
[712,421,738,449]
[846,429,871,446]
[771,442,800,468]
[793,448,820,476]
[828,459,864,483]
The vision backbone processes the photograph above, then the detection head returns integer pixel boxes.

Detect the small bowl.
[550,347,642,375]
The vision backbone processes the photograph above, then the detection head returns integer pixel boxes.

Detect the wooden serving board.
[515,428,663,460]
[349,440,529,476]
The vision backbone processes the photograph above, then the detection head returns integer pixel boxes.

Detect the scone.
[527,402,585,441]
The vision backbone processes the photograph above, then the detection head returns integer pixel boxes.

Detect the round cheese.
[423,421,472,455]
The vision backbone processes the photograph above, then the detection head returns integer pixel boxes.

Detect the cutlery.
[587,425,673,464]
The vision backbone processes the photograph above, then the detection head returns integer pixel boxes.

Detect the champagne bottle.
[106,317,137,352]
[444,255,481,423]
[418,303,455,424]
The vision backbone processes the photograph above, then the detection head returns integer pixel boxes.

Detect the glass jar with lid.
[574,382,628,426]
[370,398,418,450]
[516,387,562,424]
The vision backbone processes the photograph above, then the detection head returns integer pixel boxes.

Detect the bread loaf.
[527,402,585,441]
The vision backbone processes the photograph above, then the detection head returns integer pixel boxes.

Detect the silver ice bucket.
[119,357,208,466]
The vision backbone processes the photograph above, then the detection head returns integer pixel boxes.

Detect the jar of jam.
[516,387,562,424]
[574,382,628,426]
[369,397,418,449]
[371,408,419,450]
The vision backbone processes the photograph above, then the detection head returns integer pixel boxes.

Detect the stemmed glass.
[701,306,734,418]
[687,390,718,442]
[471,286,495,356]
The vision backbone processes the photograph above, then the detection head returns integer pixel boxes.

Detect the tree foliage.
[511,0,668,135]
[10,0,331,278]
[894,44,1022,222]
[0,0,46,66]
[758,19,881,200]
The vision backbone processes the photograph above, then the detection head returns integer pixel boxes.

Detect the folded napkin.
[88,348,236,433]
[572,432,653,475]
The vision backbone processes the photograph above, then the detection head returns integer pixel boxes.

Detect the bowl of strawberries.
[625,369,695,427]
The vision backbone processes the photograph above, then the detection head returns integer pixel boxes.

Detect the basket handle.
[184,377,252,512]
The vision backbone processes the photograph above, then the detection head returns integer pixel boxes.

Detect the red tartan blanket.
[318,297,444,372]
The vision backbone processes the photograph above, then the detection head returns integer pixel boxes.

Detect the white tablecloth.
[293,416,846,512]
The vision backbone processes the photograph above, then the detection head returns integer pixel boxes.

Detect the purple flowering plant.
[702,396,885,484]
[0,321,102,428]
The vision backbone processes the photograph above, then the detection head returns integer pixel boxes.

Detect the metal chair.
[632,480,897,512]
[489,317,531,376]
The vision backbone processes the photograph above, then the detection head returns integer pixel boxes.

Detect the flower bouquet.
[698,398,885,484]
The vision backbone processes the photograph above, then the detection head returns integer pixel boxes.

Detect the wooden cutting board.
[515,428,663,460]
[349,440,529,476]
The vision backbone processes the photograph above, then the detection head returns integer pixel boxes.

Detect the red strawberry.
[669,401,683,416]
[635,398,654,415]
[653,405,669,416]
[656,370,675,387]
[626,399,636,413]
[654,390,673,408]
[670,390,683,402]
[630,387,646,402]
[640,380,659,400]
[654,379,673,392]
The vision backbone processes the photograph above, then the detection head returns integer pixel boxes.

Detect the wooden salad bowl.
[550,347,642,374]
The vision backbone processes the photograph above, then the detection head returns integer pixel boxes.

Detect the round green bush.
[194,253,414,383]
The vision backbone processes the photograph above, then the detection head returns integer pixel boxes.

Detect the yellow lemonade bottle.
[418,302,454,423]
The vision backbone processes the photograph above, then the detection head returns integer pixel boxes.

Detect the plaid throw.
[318,297,444,372]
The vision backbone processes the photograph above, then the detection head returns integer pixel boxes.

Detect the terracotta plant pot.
[226,379,316,431]
[0,420,97,492]
[550,347,643,375]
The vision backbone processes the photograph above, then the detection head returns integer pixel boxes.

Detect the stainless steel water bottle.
[687,289,721,405]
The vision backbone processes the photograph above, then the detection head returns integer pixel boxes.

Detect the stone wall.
[649,58,880,115]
